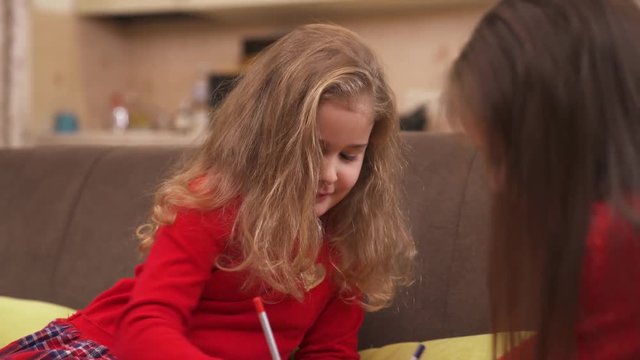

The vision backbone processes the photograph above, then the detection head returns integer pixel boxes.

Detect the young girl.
[1,24,415,359]
[446,0,640,359]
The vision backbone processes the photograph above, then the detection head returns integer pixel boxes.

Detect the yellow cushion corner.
[0,296,76,347]
[360,334,495,360]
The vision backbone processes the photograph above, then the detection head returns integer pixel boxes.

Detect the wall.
[31,3,488,136]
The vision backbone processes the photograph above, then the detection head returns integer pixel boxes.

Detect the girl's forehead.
[323,93,374,116]
[316,90,379,141]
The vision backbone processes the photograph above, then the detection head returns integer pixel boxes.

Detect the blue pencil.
[410,343,426,360]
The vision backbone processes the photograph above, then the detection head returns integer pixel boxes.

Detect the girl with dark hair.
[446,0,640,358]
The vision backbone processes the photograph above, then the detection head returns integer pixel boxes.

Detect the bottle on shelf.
[190,71,210,135]
[172,99,193,134]
[110,92,129,132]
[126,92,151,129]
[171,70,211,136]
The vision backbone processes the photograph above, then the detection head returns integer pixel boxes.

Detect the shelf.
[75,0,494,18]
[35,130,204,147]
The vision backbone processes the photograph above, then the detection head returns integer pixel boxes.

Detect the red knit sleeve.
[574,203,640,358]
[294,293,364,360]
[499,203,640,359]
[112,207,235,360]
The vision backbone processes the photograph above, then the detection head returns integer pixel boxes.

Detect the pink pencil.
[253,297,282,360]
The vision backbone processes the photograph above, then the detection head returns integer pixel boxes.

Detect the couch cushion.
[359,334,494,360]
[0,146,186,309]
[53,147,187,308]
[0,133,491,345]
[0,296,76,347]
[358,133,490,347]
[0,147,110,303]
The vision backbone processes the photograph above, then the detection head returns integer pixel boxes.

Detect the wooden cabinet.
[31,0,494,146]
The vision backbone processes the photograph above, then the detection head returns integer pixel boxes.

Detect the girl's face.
[314,94,374,216]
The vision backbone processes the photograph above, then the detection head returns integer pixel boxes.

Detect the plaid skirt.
[0,320,115,360]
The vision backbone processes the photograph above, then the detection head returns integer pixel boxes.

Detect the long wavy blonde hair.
[138,24,415,311]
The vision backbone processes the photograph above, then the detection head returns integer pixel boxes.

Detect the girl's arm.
[294,293,364,360]
[112,208,232,360]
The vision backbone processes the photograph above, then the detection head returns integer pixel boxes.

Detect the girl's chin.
[314,206,327,217]
[314,202,330,217]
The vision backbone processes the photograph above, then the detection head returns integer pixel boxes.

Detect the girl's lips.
[316,192,331,199]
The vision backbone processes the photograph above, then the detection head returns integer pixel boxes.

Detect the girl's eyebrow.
[346,144,368,149]
[319,140,368,149]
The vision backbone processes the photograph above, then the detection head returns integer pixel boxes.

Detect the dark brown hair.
[447,0,640,358]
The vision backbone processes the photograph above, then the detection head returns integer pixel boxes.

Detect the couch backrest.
[0,132,490,347]
[359,132,491,347]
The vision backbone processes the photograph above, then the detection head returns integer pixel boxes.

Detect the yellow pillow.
[0,296,76,347]
[360,334,495,360]
[360,332,536,360]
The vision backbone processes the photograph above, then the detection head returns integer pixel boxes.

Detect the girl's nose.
[320,157,338,184]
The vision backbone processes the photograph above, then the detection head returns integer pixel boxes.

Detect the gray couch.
[0,132,490,349]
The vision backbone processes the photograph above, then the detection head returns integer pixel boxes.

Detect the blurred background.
[0,0,499,148]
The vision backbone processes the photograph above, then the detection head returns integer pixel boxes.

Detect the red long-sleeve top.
[502,203,640,359]
[67,206,363,360]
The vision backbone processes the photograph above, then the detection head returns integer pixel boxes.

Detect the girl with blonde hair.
[0,23,415,359]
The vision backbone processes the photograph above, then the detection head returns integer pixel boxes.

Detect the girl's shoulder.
[169,199,241,242]
[585,200,640,279]
[589,200,640,238]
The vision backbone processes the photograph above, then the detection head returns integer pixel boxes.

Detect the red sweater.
[502,203,640,359]
[67,206,363,360]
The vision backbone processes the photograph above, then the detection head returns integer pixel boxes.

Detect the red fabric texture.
[67,206,363,360]
[0,320,116,359]
[501,203,640,359]
[574,203,640,359]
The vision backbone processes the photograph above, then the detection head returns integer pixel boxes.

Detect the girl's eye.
[340,153,358,161]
